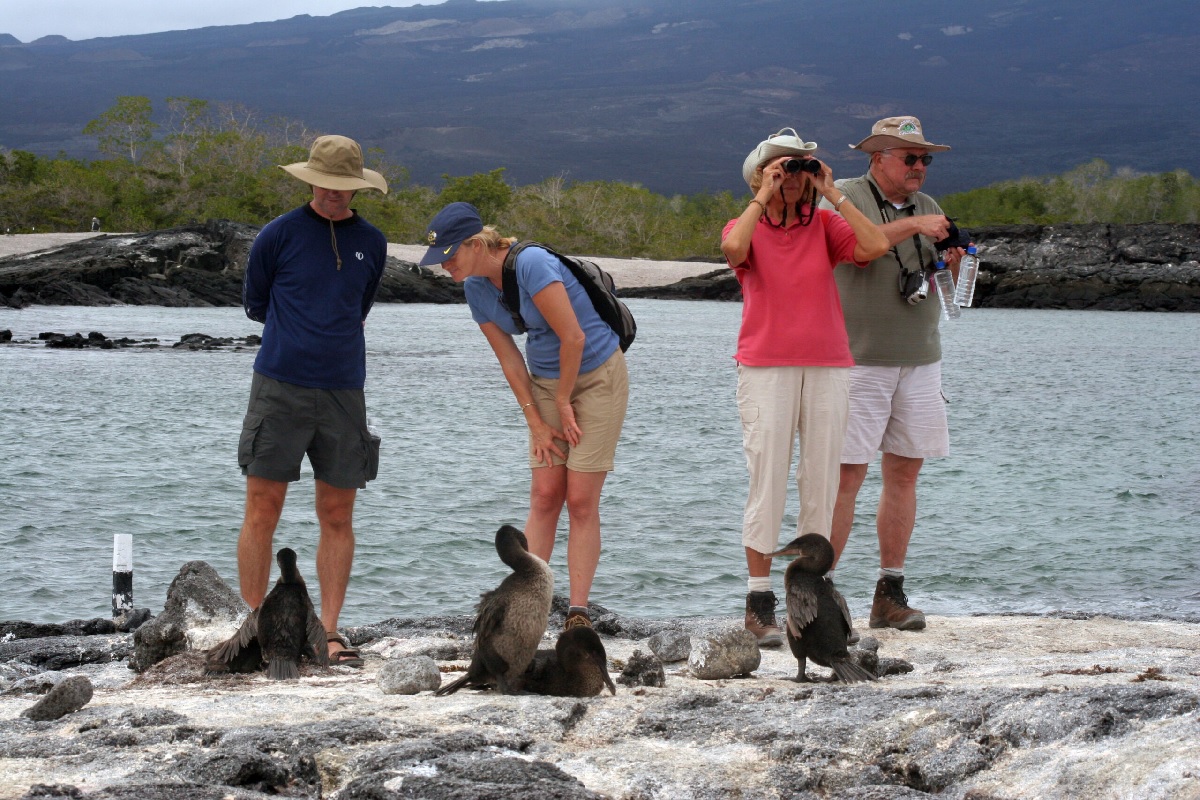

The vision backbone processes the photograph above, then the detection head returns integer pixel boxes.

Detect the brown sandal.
[327,632,364,668]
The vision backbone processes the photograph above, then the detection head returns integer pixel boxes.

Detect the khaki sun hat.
[850,116,950,153]
[741,127,818,187]
[280,135,388,193]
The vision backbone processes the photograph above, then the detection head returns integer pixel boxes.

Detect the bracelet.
[833,195,849,211]
[748,199,767,215]
[520,401,536,411]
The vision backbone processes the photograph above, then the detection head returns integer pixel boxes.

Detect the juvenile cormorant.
[205,547,328,680]
[769,534,876,683]
[436,525,554,696]
[523,625,617,697]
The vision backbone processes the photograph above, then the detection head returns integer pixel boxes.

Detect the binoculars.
[782,158,822,176]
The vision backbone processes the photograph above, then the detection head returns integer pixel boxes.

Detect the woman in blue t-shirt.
[421,202,629,631]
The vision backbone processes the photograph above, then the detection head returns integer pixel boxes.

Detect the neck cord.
[328,217,342,271]
[764,187,816,229]
[866,180,929,273]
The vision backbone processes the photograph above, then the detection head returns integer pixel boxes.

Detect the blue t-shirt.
[243,204,386,389]
[464,245,619,378]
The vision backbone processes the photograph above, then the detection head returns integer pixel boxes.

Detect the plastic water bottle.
[932,260,960,320]
[953,245,979,307]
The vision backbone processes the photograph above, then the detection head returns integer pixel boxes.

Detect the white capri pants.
[736,364,849,554]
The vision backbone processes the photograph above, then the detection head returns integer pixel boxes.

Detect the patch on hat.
[848,115,951,153]
[427,231,437,245]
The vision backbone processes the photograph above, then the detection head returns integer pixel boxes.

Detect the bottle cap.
[936,260,946,269]
[966,245,977,254]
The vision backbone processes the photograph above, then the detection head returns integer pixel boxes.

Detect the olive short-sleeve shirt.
[825,173,946,367]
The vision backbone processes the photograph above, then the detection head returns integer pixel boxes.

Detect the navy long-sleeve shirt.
[243,204,386,389]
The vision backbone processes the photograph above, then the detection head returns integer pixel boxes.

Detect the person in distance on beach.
[236,134,388,666]
[721,127,888,647]
[822,116,966,632]
[420,202,629,631]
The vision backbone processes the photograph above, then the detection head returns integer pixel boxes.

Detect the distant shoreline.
[0,233,722,290]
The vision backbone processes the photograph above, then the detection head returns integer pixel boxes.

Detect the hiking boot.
[869,576,926,631]
[744,591,783,647]
[564,610,592,630]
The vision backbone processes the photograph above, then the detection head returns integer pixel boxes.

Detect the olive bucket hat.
[280,135,388,193]
[741,127,818,188]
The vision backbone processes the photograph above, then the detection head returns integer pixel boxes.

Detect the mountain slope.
[0,0,1195,195]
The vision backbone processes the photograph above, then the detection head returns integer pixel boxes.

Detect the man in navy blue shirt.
[237,135,388,666]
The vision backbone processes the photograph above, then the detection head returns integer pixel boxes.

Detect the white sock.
[748,576,772,593]
[879,567,904,580]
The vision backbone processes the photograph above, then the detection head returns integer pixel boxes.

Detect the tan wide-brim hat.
[280,135,388,193]
[741,127,818,187]
[850,116,950,153]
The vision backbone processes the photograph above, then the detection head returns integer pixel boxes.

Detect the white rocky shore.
[2,595,1198,799]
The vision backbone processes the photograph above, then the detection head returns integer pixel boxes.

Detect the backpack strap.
[499,241,533,334]
[499,239,636,352]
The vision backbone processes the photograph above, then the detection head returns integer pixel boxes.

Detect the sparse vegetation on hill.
[1,97,1197,259]
[942,159,1200,227]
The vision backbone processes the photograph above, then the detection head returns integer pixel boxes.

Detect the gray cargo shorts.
[237,372,380,489]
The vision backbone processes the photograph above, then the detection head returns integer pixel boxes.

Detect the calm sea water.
[2,301,1198,625]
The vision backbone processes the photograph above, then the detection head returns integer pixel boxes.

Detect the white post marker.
[112,533,133,620]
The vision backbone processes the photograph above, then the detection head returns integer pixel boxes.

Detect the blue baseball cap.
[420,202,484,266]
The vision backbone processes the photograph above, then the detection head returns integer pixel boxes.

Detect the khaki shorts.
[841,362,949,463]
[529,349,628,472]
[238,372,379,489]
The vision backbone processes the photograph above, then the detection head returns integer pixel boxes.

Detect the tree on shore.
[82,96,158,165]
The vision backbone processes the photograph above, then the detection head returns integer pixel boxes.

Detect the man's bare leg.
[877,453,922,569]
[315,479,357,658]
[831,463,868,568]
[236,476,288,609]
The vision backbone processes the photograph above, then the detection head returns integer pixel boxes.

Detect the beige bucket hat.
[850,116,950,153]
[741,127,818,187]
[280,135,388,193]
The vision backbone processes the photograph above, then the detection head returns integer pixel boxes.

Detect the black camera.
[782,157,822,176]
[934,218,972,252]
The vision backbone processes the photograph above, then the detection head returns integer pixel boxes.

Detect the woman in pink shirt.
[720,128,888,647]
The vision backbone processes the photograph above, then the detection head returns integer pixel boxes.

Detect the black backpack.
[500,241,636,352]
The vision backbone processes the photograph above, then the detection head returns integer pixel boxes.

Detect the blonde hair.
[749,164,765,193]
[466,225,518,250]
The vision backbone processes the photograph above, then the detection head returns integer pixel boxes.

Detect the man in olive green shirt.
[823,116,967,632]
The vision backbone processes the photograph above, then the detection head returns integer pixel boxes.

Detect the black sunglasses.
[885,151,934,167]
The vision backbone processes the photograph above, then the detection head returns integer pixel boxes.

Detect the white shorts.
[841,362,949,464]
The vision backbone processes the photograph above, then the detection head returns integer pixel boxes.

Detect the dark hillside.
[0,0,1196,196]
